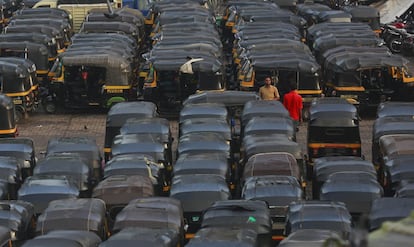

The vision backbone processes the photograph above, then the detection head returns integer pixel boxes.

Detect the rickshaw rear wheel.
[388,37,402,53]
[44,102,57,114]
[15,107,26,123]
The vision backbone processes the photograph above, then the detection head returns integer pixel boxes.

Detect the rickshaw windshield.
[298,72,320,90]
[158,70,179,86]
[198,71,222,90]
[309,126,360,143]
[64,66,107,84]
[336,72,360,87]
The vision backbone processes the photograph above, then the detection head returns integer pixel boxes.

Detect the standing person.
[259,76,280,100]
[283,82,303,128]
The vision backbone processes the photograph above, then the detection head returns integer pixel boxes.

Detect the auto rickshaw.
[241,175,304,241]
[372,115,414,171]
[44,49,136,113]
[92,175,154,222]
[306,97,361,179]
[285,201,352,240]
[0,94,16,138]
[3,25,67,54]
[378,134,414,193]
[0,137,36,179]
[280,229,349,246]
[0,155,24,198]
[320,171,383,219]
[0,33,59,66]
[103,154,165,194]
[201,200,273,247]
[143,56,225,114]
[369,198,414,231]
[111,133,171,187]
[21,230,101,247]
[306,22,375,48]
[169,174,231,239]
[312,156,376,199]
[85,7,145,44]
[0,41,50,84]
[343,5,381,35]
[239,55,322,117]
[34,153,92,196]
[321,46,414,108]
[13,8,73,28]
[0,58,39,121]
[79,21,142,45]
[101,228,180,247]
[45,136,102,183]
[36,198,108,240]
[113,197,185,244]
[0,200,35,241]
[7,18,73,48]
[104,101,157,160]
[296,2,332,26]
[17,174,79,215]
[376,101,414,118]
[187,228,259,247]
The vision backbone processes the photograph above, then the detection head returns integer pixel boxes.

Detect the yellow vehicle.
[0,58,39,122]
[33,0,122,32]
[0,94,17,138]
[239,51,322,120]
[322,46,414,109]
[43,48,135,113]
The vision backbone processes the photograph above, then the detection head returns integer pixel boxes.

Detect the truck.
[33,0,122,32]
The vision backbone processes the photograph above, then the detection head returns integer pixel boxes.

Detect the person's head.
[264,76,272,86]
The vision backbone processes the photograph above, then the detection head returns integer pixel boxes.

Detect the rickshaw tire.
[44,102,57,114]
[388,37,402,53]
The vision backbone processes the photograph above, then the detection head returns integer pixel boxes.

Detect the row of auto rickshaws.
[222,0,414,116]
[0,7,72,121]
[301,2,414,110]
[140,0,225,114]
[222,0,322,116]
[1,95,414,246]
[42,7,145,113]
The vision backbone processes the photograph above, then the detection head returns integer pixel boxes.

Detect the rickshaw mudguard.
[0,127,17,135]
[308,143,361,149]
[297,89,323,95]
[106,96,126,108]
[333,86,365,91]
[104,85,131,94]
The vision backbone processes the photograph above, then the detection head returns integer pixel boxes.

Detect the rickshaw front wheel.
[43,102,57,114]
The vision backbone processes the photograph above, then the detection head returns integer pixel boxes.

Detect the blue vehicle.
[122,0,152,17]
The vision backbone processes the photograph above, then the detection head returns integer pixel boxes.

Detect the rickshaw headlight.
[10,231,16,241]
[8,175,16,184]
[23,160,31,168]
[331,90,337,96]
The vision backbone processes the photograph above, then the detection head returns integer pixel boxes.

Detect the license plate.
[13,99,23,104]
[340,94,358,99]
[106,89,123,93]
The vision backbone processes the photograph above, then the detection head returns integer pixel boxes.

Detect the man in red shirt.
[283,82,303,128]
